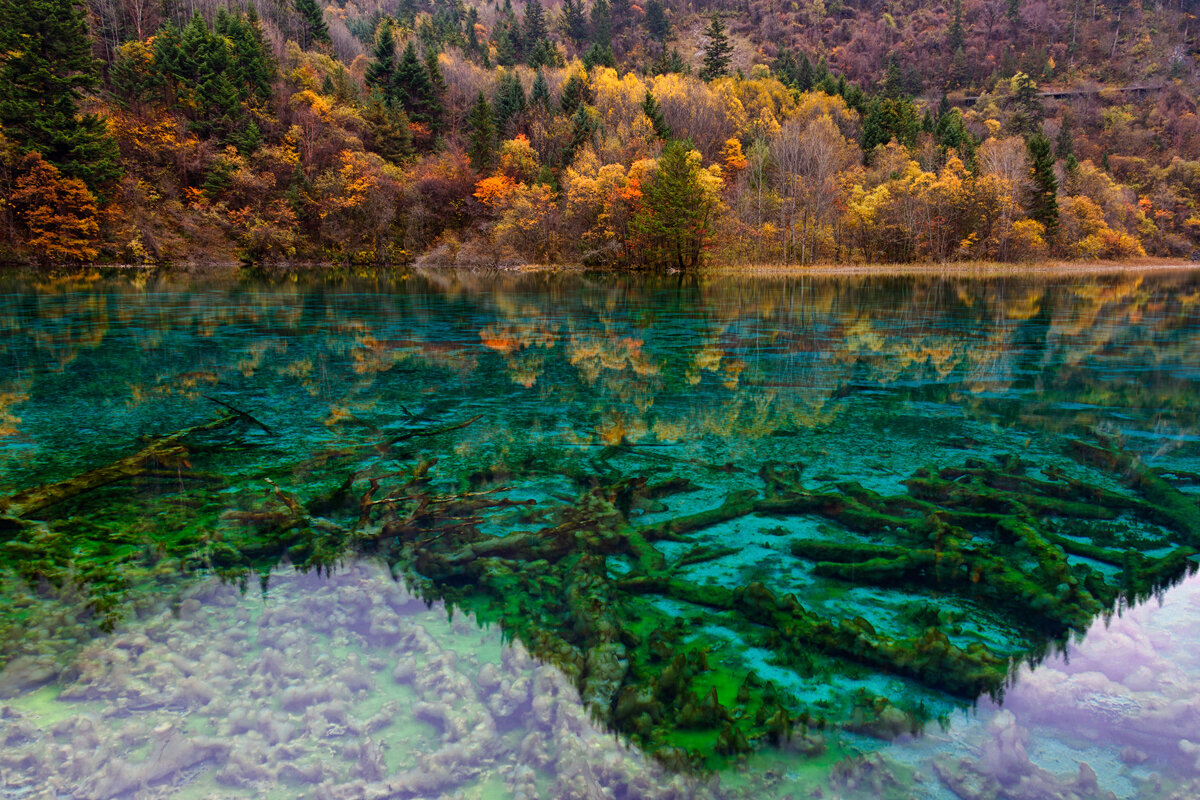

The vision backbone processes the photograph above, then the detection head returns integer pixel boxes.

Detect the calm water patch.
[1,269,1199,798]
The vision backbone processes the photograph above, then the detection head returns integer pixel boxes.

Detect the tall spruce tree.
[699,14,733,81]
[0,0,120,194]
[1008,71,1043,138]
[523,0,549,47]
[365,21,398,103]
[467,92,497,170]
[644,0,670,43]
[632,139,716,270]
[561,0,589,46]
[294,0,331,49]
[424,49,447,134]
[394,41,434,123]
[1027,132,1059,239]
[590,0,613,47]
[495,70,527,132]
[530,69,551,111]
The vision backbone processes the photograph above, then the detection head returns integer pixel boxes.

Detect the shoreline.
[699,258,1200,278]
[2,257,1197,279]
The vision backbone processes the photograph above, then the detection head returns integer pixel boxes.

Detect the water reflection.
[0,268,1199,796]
[5,562,1200,798]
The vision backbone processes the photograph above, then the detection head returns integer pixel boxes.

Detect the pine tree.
[523,0,549,47]
[562,0,589,46]
[699,14,733,81]
[527,38,564,68]
[495,19,522,66]
[465,8,482,58]
[583,43,616,69]
[650,48,688,76]
[1055,114,1075,161]
[641,91,671,140]
[467,92,497,170]
[495,70,527,132]
[568,104,598,154]
[366,21,398,104]
[394,41,434,123]
[294,0,331,49]
[365,98,413,164]
[644,0,670,43]
[797,52,814,90]
[590,0,613,47]
[0,0,121,194]
[560,72,588,115]
[610,0,631,30]
[1027,132,1059,239]
[231,9,275,105]
[424,49,447,134]
[631,139,717,270]
[530,69,551,111]
[947,0,965,52]
[1008,71,1043,137]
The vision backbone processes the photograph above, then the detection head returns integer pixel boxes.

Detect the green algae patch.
[2,405,1197,769]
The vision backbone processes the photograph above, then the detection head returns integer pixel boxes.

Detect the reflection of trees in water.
[2,271,1198,455]
[2,269,1200,768]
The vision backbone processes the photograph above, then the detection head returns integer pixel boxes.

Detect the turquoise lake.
[1,267,1199,799]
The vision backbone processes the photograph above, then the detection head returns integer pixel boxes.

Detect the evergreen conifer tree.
[560,72,588,115]
[562,0,589,46]
[365,98,414,164]
[467,92,497,170]
[366,21,398,103]
[632,139,716,270]
[530,69,551,111]
[582,43,616,69]
[0,0,121,194]
[495,70,527,132]
[523,0,549,47]
[644,0,670,43]
[394,41,434,123]
[1008,71,1043,138]
[641,91,671,140]
[590,0,613,47]
[610,0,631,29]
[948,0,965,52]
[294,0,331,49]
[424,49,447,133]
[699,14,733,81]
[1027,132,1059,239]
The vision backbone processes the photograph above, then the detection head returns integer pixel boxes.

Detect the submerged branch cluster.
[1,407,1197,767]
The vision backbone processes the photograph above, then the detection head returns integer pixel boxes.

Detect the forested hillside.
[0,0,1197,267]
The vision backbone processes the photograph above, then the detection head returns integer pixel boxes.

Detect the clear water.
[1,268,1199,798]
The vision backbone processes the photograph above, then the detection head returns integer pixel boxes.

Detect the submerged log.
[0,415,243,518]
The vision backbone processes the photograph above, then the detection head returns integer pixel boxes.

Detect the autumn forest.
[0,0,1198,268]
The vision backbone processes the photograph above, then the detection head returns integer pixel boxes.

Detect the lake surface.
[1,267,1199,799]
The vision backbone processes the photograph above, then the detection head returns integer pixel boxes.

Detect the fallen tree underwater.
[1,408,1197,768]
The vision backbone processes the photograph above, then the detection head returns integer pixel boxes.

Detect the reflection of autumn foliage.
[0,382,30,438]
[4,272,1199,457]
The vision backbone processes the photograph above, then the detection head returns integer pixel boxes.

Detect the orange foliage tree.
[10,153,103,263]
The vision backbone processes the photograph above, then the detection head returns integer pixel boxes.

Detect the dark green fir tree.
[365,21,398,103]
[641,91,671,140]
[530,69,551,111]
[0,0,121,194]
[699,14,733,81]
[1027,132,1059,239]
[467,91,497,170]
[294,0,331,49]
